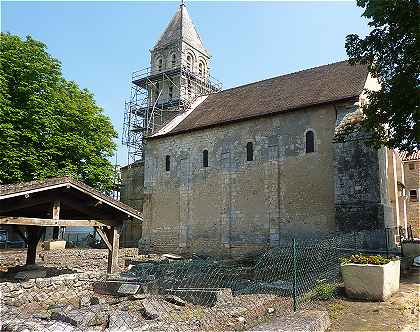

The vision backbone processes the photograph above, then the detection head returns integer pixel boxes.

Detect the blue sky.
[1,1,369,166]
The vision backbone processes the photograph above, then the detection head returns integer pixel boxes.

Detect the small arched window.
[165,155,170,171]
[203,149,209,168]
[155,82,160,96]
[198,62,205,77]
[158,58,163,72]
[168,84,173,100]
[246,142,254,161]
[171,54,176,68]
[186,54,193,71]
[305,130,315,153]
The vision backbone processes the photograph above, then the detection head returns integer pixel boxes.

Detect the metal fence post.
[292,238,298,312]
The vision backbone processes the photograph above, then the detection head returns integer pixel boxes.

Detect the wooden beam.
[95,227,112,251]
[52,200,60,219]
[107,226,120,274]
[0,216,119,227]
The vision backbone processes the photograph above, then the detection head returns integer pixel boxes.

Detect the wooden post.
[52,200,60,240]
[26,226,42,265]
[107,226,120,274]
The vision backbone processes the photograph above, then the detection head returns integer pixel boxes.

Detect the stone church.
[121,3,415,256]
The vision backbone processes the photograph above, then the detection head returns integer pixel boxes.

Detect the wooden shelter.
[0,177,143,273]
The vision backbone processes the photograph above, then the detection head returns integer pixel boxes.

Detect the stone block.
[165,288,233,306]
[51,304,109,327]
[341,260,400,301]
[44,240,67,250]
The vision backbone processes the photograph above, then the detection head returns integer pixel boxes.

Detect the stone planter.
[341,260,400,301]
[401,240,420,257]
[44,240,67,250]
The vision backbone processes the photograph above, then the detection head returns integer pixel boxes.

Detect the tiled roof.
[0,177,142,219]
[399,151,420,161]
[152,60,369,138]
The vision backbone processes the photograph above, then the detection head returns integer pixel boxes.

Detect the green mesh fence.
[0,228,400,331]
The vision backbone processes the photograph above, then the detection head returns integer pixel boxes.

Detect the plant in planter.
[340,254,400,301]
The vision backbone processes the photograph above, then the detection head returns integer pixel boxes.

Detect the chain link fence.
[0,228,402,331]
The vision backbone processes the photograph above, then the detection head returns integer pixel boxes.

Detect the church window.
[187,54,193,72]
[169,85,173,100]
[203,149,209,168]
[409,163,415,170]
[158,58,163,72]
[199,62,205,77]
[155,82,160,96]
[165,155,170,171]
[305,130,315,153]
[171,54,176,68]
[246,142,254,161]
[409,190,418,202]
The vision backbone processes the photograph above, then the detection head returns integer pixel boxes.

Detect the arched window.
[171,54,176,68]
[168,84,173,100]
[186,54,193,71]
[198,62,205,77]
[246,142,254,161]
[203,149,209,168]
[305,130,315,153]
[155,82,160,96]
[165,155,170,171]
[157,58,163,72]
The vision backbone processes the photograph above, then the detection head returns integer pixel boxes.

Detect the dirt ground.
[327,266,420,332]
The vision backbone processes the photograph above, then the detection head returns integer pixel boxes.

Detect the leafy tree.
[0,33,117,192]
[345,0,419,152]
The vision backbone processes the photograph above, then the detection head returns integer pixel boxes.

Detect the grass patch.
[329,301,345,320]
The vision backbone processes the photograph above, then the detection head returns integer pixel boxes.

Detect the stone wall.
[142,103,338,256]
[0,271,103,308]
[334,103,394,232]
[403,160,420,237]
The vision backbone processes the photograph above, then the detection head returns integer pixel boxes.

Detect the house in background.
[400,151,420,238]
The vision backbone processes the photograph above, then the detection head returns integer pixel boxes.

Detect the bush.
[340,254,393,265]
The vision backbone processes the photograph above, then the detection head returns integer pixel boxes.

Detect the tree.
[345,0,419,152]
[0,33,117,192]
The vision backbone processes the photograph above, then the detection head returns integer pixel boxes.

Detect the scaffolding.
[122,59,222,165]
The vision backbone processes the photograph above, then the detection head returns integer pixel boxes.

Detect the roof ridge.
[214,60,352,96]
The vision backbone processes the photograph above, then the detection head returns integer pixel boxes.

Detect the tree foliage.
[345,0,419,151]
[0,33,117,192]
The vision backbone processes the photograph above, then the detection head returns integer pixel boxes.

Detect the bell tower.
[123,2,221,164]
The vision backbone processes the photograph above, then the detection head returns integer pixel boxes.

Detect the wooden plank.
[52,200,60,219]
[0,216,119,227]
[107,226,120,274]
[95,227,112,251]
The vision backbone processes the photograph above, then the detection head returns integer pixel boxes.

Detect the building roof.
[399,151,420,161]
[152,3,209,57]
[0,177,142,220]
[151,60,369,139]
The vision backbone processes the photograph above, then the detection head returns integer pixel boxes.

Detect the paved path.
[328,266,419,331]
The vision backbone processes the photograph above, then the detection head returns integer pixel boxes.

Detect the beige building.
[400,151,420,238]
[121,3,418,256]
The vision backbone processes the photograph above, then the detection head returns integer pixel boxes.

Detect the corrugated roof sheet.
[153,60,369,138]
